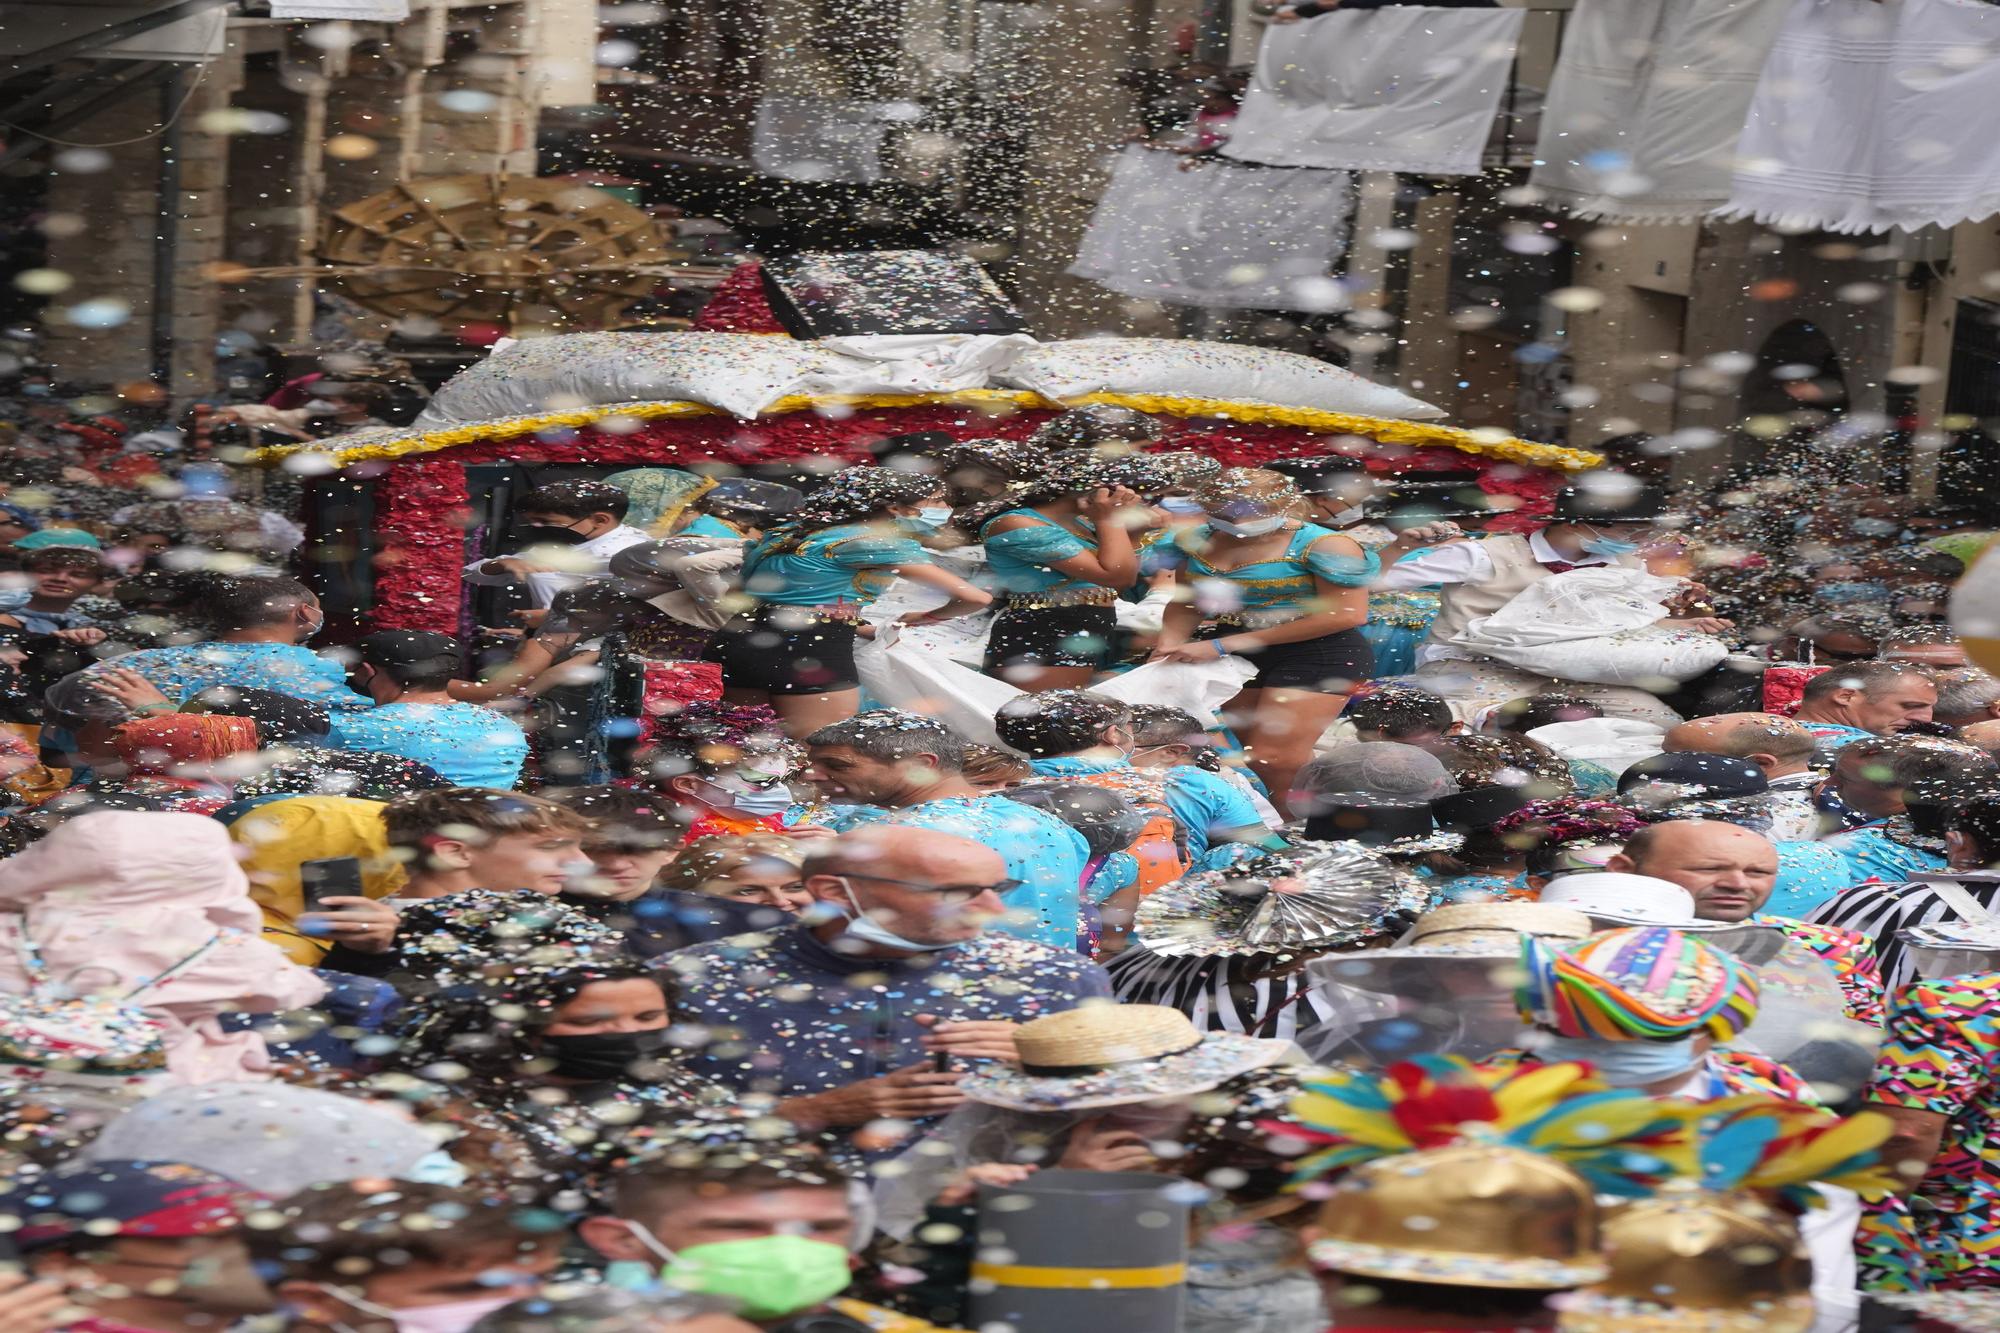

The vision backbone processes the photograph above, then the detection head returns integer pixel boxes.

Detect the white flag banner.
[1528,0,1789,223]
[269,0,411,17]
[1221,6,1527,176]
[1719,0,2000,234]
[1068,145,1353,311]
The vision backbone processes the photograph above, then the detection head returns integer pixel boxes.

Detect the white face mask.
[1209,514,1287,538]
[318,1286,520,1333]
[840,880,958,952]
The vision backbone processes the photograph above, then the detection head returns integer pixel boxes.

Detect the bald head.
[1958,719,2000,758]
[1606,819,1778,923]
[805,825,1009,951]
[1662,712,1815,779]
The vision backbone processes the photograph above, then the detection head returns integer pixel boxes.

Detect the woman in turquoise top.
[706,467,990,736]
[980,450,1172,692]
[671,476,805,542]
[1148,467,1376,813]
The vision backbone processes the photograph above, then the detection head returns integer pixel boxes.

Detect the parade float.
[263,253,1602,635]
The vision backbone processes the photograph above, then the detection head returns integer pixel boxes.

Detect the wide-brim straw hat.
[1309,902,1595,992]
[958,1003,1295,1112]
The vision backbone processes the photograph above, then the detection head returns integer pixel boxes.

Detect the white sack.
[1002,334,1443,420]
[1223,6,1528,176]
[1066,146,1356,313]
[1453,567,1726,686]
[1524,717,1668,779]
[1087,658,1259,730]
[854,627,1021,749]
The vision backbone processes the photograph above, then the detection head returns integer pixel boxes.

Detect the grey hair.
[1936,670,2000,721]
[805,709,967,770]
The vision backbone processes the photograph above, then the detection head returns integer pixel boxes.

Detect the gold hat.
[1307,1143,1607,1290]
[1559,1190,1813,1332]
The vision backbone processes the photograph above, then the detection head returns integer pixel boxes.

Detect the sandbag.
[1088,658,1258,730]
[1453,566,1727,686]
[854,627,1021,749]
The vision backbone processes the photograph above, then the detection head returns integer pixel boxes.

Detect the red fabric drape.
[367,407,1557,630]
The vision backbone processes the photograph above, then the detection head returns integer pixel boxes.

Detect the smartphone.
[299,856,365,911]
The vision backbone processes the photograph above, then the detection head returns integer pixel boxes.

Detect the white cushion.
[998,337,1444,421]
[414,332,845,426]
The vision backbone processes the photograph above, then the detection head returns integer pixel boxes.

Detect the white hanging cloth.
[1718,0,2000,234]
[750,96,892,184]
[1221,6,1528,176]
[1528,0,1789,223]
[1068,145,1353,311]
[268,0,410,17]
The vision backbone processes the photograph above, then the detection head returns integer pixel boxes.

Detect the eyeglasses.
[841,872,1022,906]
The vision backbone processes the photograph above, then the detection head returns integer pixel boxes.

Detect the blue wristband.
[1213,638,1229,657]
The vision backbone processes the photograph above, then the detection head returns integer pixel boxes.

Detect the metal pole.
[152,65,186,392]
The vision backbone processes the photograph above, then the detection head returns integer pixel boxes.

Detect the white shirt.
[462,523,652,608]
[1371,529,1612,590]
[1374,531,1614,666]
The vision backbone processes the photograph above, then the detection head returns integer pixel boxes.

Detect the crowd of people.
[7,392,2000,1333]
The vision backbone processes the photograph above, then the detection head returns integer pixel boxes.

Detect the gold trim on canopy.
[250,389,1602,471]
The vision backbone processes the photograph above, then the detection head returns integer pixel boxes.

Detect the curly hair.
[757,466,939,554]
[1431,733,1575,793]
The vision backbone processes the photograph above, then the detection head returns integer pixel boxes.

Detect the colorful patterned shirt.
[1861,973,2000,1291]
[1752,914,1887,1026]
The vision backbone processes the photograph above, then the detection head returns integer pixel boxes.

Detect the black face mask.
[502,521,589,553]
[541,1028,669,1082]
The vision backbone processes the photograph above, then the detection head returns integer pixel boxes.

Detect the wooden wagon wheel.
[318,174,678,331]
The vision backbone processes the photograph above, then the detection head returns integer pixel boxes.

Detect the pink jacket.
[0,811,327,1083]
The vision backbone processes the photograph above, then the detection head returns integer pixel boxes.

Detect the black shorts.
[1198,626,1374,692]
[705,606,859,695]
[985,604,1117,671]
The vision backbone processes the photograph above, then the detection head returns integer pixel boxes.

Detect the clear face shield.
[1710,926,1884,1102]
[1296,952,1534,1067]
[1898,924,2000,985]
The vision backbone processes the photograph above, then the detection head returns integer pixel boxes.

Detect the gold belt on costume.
[1004,586,1119,610]
[1207,608,1303,629]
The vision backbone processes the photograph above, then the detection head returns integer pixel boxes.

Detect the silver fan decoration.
[1135,842,1436,959]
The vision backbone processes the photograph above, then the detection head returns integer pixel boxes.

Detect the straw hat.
[1393,902,1594,957]
[958,1003,1294,1112]
[1308,1144,1606,1290]
[1558,1191,1814,1333]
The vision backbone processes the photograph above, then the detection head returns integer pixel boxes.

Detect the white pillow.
[998,337,1444,421]
[414,332,844,426]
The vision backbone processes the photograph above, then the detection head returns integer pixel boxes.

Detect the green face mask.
[661,1234,852,1320]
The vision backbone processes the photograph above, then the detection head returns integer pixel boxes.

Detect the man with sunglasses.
[659,824,1110,1165]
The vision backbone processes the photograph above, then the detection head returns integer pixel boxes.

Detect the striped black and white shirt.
[1805,870,2000,993]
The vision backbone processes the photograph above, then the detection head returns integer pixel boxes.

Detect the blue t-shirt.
[331,700,530,790]
[86,642,373,711]
[1801,721,1877,758]
[0,590,110,635]
[1025,756,1273,868]
[818,795,1092,950]
[1824,824,1948,887]
[1764,840,1863,918]
[742,522,929,608]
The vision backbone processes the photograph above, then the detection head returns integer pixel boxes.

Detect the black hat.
[1431,784,1536,831]
[1552,474,1679,523]
[359,629,461,672]
[1303,795,1463,854]
[1267,455,1370,495]
[1616,752,1769,803]
[706,476,803,517]
[1374,471,1501,522]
